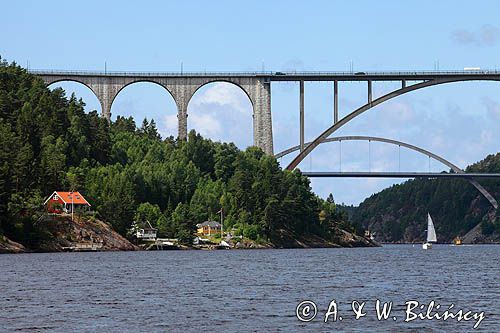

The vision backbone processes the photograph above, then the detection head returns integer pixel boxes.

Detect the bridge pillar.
[368,80,372,105]
[300,80,305,152]
[86,77,122,122]
[333,80,338,123]
[177,104,188,140]
[84,78,125,122]
[163,79,192,141]
[251,79,273,155]
[98,88,113,121]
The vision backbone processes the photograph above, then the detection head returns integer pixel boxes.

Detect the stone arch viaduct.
[36,71,273,155]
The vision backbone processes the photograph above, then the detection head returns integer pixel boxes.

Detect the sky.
[1,0,499,205]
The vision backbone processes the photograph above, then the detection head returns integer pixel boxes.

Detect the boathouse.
[135,220,158,240]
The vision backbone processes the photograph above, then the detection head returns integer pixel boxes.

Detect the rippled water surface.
[1,245,499,332]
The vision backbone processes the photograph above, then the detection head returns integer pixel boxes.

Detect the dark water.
[1,245,499,332]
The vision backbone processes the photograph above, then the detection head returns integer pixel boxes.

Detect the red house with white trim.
[44,191,91,214]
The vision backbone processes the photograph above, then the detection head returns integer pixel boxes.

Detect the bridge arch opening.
[110,81,178,139]
[47,80,101,114]
[187,81,253,149]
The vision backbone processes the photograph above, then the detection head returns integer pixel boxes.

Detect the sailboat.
[423,213,437,250]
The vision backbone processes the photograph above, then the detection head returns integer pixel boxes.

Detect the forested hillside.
[350,154,500,243]
[0,59,355,248]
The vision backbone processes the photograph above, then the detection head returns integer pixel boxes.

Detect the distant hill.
[350,153,500,243]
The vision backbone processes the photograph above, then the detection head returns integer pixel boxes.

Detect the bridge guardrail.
[28,69,500,77]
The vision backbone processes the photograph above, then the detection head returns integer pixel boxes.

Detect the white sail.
[427,213,437,243]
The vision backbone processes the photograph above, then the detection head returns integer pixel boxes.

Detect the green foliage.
[0,60,112,239]
[85,164,136,234]
[242,224,260,240]
[171,203,196,244]
[134,202,162,226]
[495,209,500,233]
[6,190,45,241]
[481,221,495,236]
[0,59,353,246]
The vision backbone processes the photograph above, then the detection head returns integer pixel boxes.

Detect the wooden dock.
[62,242,103,252]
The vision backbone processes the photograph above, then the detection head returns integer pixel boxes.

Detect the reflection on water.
[0,245,499,332]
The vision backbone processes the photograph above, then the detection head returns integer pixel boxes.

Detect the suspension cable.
[398,145,401,172]
[369,139,371,172]
[339,140,342,172]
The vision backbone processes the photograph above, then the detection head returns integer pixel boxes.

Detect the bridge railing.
[29,70,276,76]
[28,69,500,77]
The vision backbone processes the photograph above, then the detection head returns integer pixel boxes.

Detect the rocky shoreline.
[269,228,379,248]
[0,214,138,254]
[0,215,378,254]
[38,215,139,252]
[0,235,26,253]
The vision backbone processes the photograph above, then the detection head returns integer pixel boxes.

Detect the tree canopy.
[0,59,350,246]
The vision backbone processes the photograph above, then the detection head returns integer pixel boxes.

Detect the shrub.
[481,221,495,236]
[243,224,259,240]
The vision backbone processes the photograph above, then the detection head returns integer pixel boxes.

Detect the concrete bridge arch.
[276,135,498,209]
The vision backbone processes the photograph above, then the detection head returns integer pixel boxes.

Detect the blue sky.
[2,0,500,204]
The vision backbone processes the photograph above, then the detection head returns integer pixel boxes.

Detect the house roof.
[137,220,157,231]
[43,191,91,206]
[196,221,221,228]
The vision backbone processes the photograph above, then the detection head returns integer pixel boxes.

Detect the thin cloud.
[482,96,500,120]
[187,82,253,147]
[162,114,178,138]
[191,82,252,114]
[189,113,222,137]
[280,58,305,72]
[451,24,500,47]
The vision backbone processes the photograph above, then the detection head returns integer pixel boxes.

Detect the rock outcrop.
[0,235,26,253]
[269,228,379,248]
[35,214,138,252]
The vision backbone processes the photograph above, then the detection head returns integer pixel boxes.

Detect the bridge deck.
[302,172,500,178]
[30,70,500,81]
